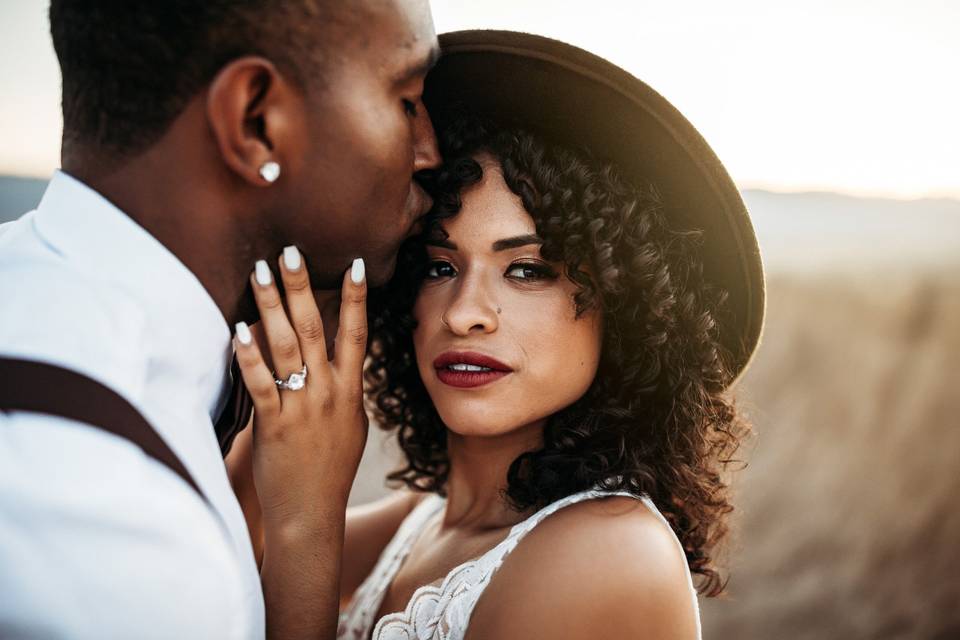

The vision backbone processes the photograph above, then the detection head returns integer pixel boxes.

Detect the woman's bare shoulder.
[465,495,698,640]
[510,495,692,590]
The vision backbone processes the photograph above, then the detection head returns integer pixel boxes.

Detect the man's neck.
[68,123,261,327]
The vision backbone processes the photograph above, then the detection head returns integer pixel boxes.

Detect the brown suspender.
[0,357,207,504]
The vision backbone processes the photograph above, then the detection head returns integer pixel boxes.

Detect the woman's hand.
[233,247,368,638]
[233,247,369,528]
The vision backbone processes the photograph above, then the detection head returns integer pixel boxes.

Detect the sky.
[1,0,957,200]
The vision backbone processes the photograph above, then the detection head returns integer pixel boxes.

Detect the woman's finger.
[250,259,304,382]
[233,321,281,417]
[333,257,368,378]
[276,246,329,372]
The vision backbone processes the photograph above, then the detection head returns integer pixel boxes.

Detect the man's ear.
[205,57,301,186]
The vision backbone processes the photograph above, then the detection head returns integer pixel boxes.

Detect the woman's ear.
[205,56,302,187]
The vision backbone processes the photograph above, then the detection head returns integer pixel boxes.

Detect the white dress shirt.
[0,171,265,638]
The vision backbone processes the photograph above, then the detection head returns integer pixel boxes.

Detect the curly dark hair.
[364,113,749,596]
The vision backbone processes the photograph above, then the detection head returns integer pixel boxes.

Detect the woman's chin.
[438,409,518,438]
[442,419,511,438]
[438,408,547,442]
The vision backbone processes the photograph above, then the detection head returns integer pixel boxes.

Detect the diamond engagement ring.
[274,364,308,391]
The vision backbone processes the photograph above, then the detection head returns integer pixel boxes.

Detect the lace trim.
[338,489,701,640]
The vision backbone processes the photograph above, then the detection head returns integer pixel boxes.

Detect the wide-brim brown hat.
[424,29,765,384]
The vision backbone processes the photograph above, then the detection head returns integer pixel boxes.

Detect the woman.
[229,31,764,640]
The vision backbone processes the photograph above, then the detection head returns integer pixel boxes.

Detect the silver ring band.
[274,364,308,391]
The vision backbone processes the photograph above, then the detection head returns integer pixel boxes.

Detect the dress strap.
[392,493,447,558]
[338,493,445,637]
[492,488,638,560]
[363,493,445,593]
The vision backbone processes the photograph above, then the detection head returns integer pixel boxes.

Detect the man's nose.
[413,100,441,172]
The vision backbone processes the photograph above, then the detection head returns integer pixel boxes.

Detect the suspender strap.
[0,357,207,503]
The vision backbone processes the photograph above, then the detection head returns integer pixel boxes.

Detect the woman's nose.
[442,276,499,335]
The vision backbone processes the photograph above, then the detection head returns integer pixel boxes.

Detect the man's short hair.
[50,1,338,162]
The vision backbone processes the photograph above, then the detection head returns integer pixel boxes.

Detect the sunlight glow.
[1,0,957,199]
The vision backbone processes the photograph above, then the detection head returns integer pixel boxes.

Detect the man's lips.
[410,184,433,217]
[404,187,433,239]
[417,189,434,217]
[433,351,513,371]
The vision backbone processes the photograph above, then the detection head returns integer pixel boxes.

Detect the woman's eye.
[425,260,456,279]
[506,262,558,280]
[402,98,419,117]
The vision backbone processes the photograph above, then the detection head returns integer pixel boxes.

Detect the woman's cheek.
[522,301,601,407]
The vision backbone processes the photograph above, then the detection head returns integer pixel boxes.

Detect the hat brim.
[424,30,765,383]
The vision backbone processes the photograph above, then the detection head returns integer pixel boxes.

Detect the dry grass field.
[700,270,960,639]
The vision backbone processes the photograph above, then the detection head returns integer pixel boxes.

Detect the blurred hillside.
[3,176,959,638]
[0,175,47,223]
[5,176,960,270]
[744,190,960,273]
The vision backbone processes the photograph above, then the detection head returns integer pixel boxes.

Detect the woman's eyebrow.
[491,234,543,251]
[425,234,544,252]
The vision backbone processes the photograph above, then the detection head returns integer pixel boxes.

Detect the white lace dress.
[337,488,702,640]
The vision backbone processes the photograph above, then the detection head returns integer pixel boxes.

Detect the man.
[0,1,440,638]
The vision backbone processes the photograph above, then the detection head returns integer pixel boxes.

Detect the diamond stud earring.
[259,161,281,183]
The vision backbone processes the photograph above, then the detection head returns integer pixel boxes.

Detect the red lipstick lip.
[436,368,509,389]
[433,351,513,372]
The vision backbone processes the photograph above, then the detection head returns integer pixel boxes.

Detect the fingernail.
[283,245,301,272]
[235,321,252,345]
[351,257,365,284]
[255,259,272,286]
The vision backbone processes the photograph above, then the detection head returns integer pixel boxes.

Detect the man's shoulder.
[0,233,150,397]
[0,409,253,637]
[0,209,38,243]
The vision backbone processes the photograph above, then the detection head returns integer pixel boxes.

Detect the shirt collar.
[33,170,233,420]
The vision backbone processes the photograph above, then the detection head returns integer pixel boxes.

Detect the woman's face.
[413,156,603,437]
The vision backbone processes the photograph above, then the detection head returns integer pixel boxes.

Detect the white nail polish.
[351,257,365,284]
[235,321,252,345]
[283,245,302,271]
[255,260,272,286]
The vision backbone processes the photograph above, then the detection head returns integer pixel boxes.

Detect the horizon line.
[1,170,957,205]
